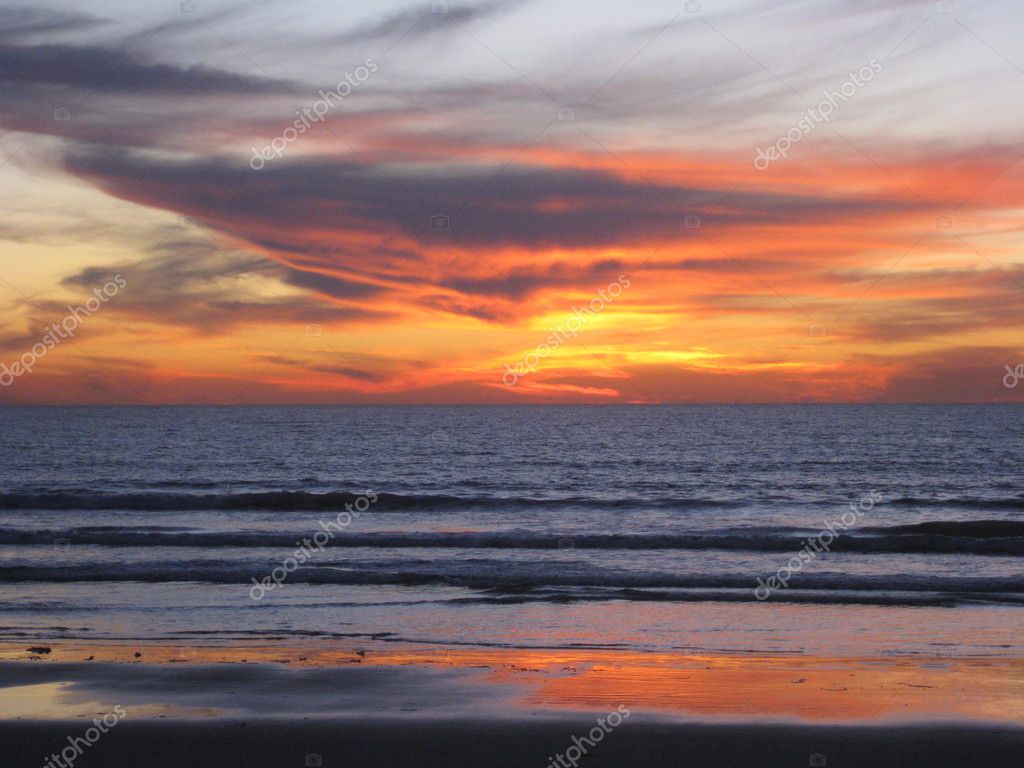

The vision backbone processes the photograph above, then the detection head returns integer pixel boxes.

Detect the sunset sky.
[1,0,1022,404]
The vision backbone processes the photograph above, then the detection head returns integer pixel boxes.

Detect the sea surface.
[1,405,1022,657]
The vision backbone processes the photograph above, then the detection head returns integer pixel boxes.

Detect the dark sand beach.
[5,718,1024,768]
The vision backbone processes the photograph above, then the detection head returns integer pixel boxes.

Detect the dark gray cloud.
[280,267,385,301]
[256,354,399,383]
[0,5,106,38]
[55,238,390,332]
[310,363,385,381]
[332,0,527,44]
[60,239,270,290]
[64,148,926,260]
[442,259,627,299]
[0,42,297,94]
[442,256,782,300]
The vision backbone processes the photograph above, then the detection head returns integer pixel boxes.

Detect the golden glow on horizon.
[1,142,1023,404]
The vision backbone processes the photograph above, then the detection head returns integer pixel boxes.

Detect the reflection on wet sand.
[2,642,1021,723]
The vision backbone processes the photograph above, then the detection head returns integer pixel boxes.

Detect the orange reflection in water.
[2,643,1022,723]
[403,648,1024,723]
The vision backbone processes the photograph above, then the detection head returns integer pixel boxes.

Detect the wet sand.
[2,641,1022,722]
[2,642,1023,767]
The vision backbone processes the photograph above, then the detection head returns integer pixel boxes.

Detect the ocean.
[1,405,1022,658]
